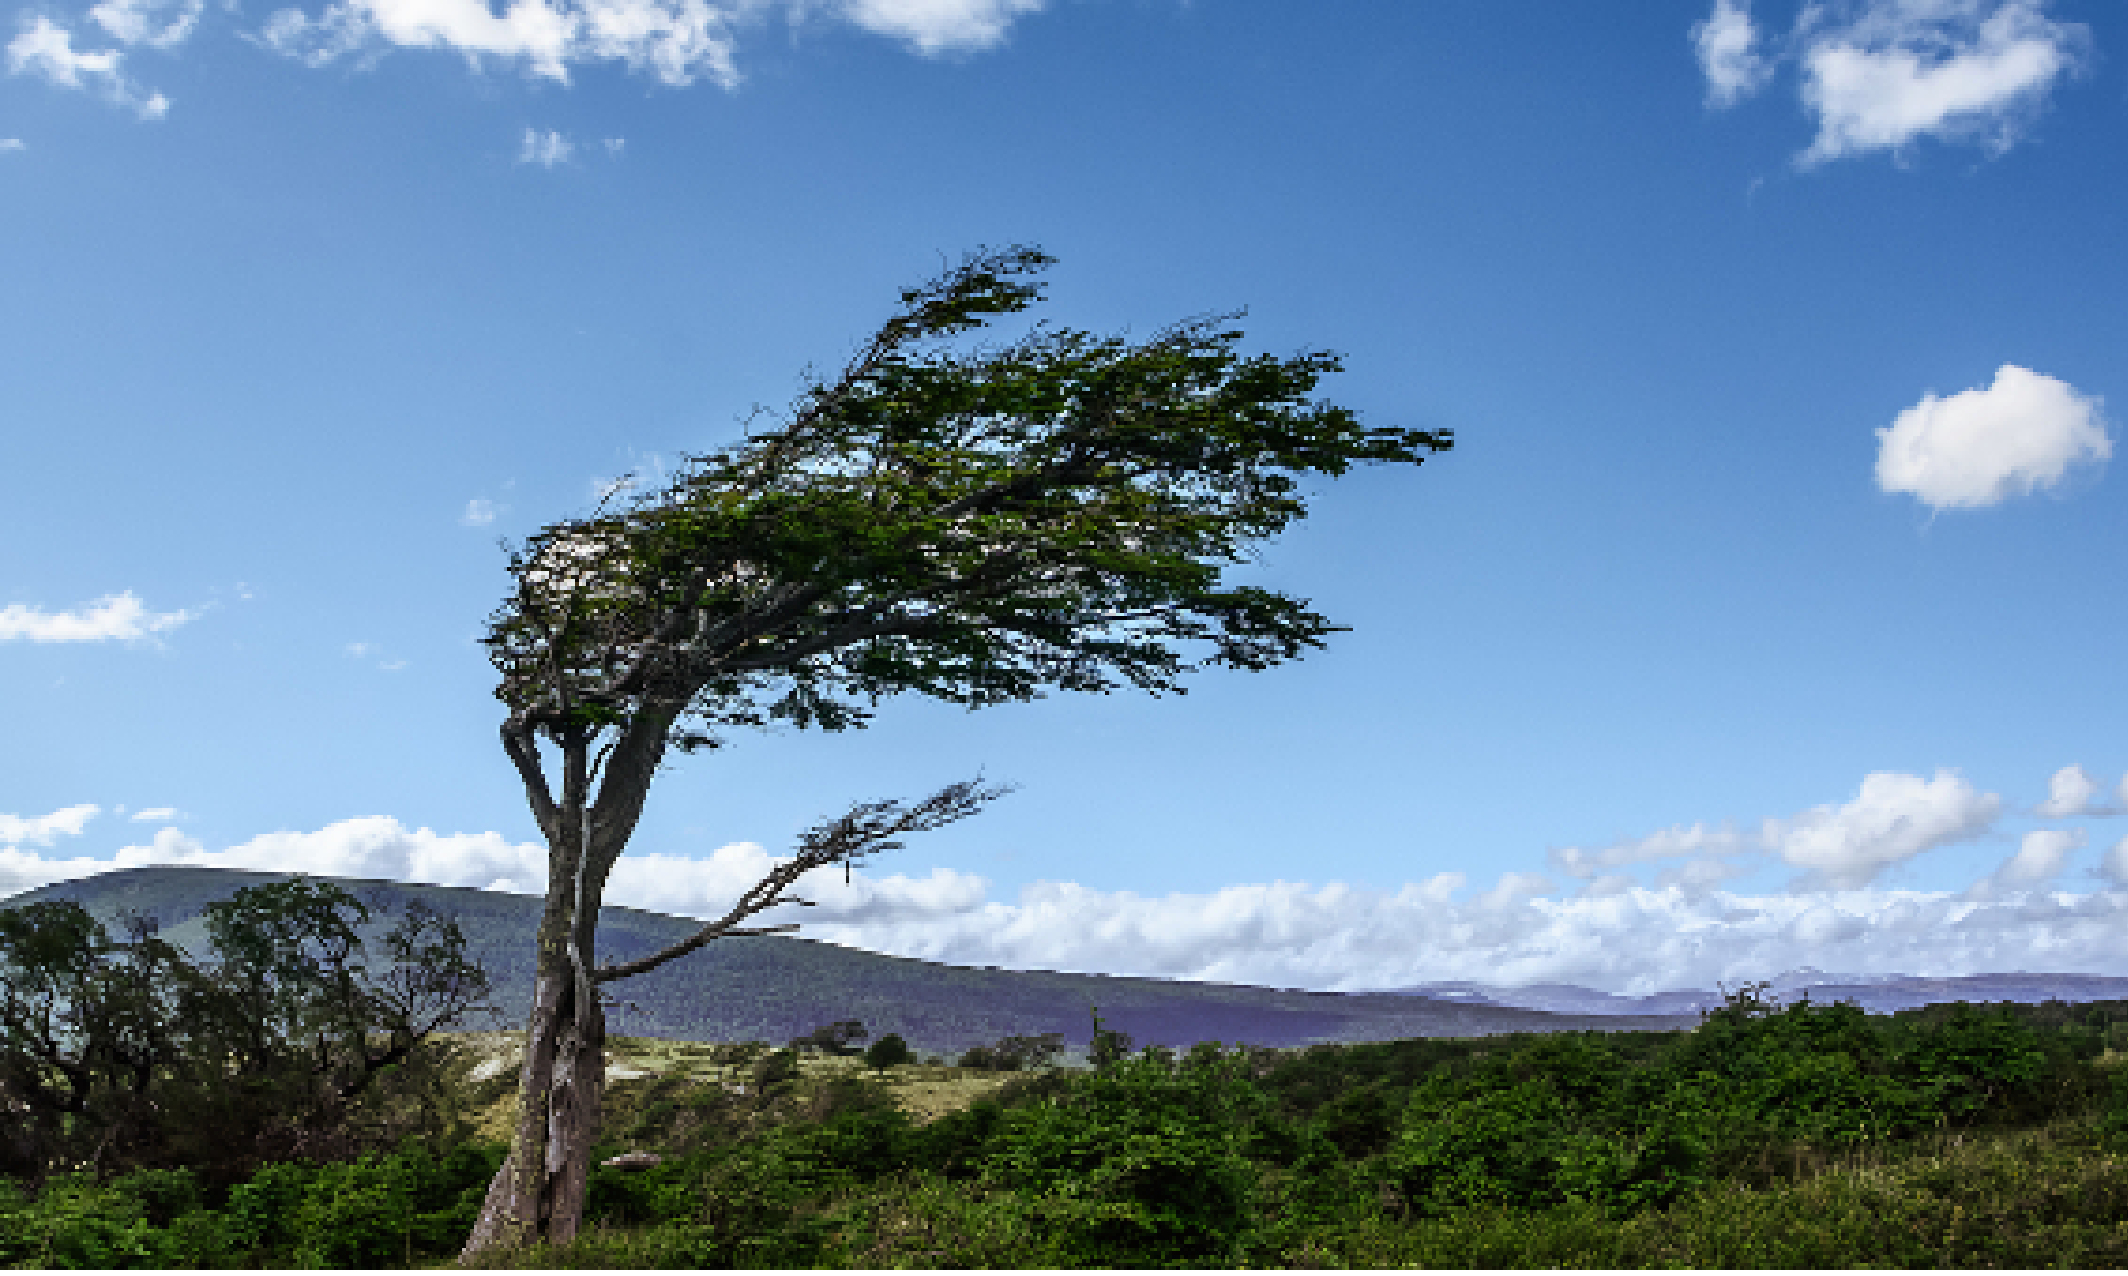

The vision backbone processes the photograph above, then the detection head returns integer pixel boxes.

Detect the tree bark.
[459,870,608,1257]
[460,704,688,1262]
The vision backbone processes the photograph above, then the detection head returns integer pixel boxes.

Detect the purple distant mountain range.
[1374,969,2128,1017]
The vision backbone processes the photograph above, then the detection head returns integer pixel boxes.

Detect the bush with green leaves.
[861,1032,912,1070]
[973,1040,1270,1266]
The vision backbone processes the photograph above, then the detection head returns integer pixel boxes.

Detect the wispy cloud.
[0,592,195,642]
[1876,364,2111,512]
[462,498,503,527]
[1693,0,1772,107]
[0,138,23,152]
[0,804,100,848]
[1691,0,2090,166]
[518,127,572,166]
[1967,827,2083,899]
[90,0,205,47]
[1552,769,2002,892]
[130,807,183,822]
[6,15,170,118]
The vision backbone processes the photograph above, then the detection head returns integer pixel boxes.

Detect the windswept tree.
[460,245,1453,1256]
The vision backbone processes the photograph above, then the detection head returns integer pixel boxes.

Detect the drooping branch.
[592,777,1010,984]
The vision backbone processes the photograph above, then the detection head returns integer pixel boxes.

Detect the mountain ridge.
[14,866,2125,1059]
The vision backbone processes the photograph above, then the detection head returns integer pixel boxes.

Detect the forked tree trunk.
[459,824,609,1258]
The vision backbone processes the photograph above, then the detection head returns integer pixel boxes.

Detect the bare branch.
[592,777,1009,984]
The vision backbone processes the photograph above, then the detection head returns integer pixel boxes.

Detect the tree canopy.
[484,244,1452,788]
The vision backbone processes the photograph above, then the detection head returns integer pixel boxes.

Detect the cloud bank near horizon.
[6,767,2126,996]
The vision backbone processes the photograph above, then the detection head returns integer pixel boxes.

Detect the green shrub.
[862,1032,912,1070]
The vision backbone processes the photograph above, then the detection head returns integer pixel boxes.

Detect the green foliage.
[862,1032,912,1070]
[12,990,2128,1269]
[488,245,1452,750]
[0,879,491,1191]
[791,1019,868,1056]
[956,1030,1065,1071]
[0,1140,505,1269]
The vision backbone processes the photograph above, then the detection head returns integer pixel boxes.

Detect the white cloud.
[6,791,2128,994]
[1969,827,2083,897]
[1693,0,1771,107]
[1553,770,1999,891]
[836,0,1043,55]
[91,0,205,47]
[130,807,182,822]
[1551,821,1757,878]
[603,136,624,156]
[2037,764,2117,818]
[462,498,502,527]
[262,0,743,87]
[1797,0,2089,166]
[0,138,23,151]
[0,804,101,848]
[1766,769,2000,889]
[519,127,573,165]
[1876,365,2111,512]
[7,16,171,118]
[2100,836,2128,888]
[0,591,194,642]
[1693,1,2090,166]
[256,0,1045,88]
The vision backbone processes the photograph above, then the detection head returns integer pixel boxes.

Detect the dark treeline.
[0,878,493,1194]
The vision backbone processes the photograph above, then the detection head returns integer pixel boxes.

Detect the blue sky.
[5,0,2125,995]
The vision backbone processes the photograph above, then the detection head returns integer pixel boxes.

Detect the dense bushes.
[8,987,2128,1268]
[0,1140,504,1269]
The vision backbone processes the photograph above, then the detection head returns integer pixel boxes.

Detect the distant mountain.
[1377,967,2128,1017]
[6,867,1696,1063]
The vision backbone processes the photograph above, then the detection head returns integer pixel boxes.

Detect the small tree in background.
[863,1033,913,1070]
[959,1032,1067,1071]
[791,1020,869,1056]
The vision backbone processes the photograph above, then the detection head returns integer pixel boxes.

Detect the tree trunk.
[459,892,605,1258]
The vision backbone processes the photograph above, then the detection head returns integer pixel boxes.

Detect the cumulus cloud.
[1694,0,1771,107]
[518,127,573,165]
[1797,0,2089,166]
[461,498,501,527]
[255,0,1043,87]
[0,591,194,642]
[2037,765,2119,819]
[1691,0,2090,166]
[7,791,2128,993]
[1767,769,2001,889]
[1876,365,2111,512]
[1,138,23,151]
[6,16,170,118]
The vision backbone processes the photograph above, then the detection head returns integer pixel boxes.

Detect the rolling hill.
[6,866,1695,1062]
